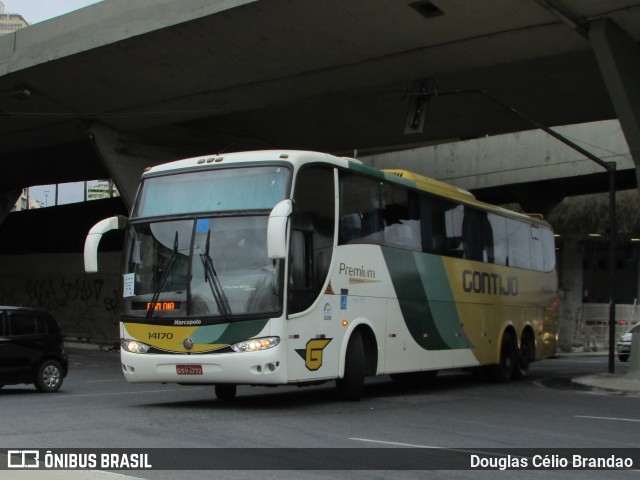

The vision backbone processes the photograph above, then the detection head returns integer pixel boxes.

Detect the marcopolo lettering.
[462,270,518,296]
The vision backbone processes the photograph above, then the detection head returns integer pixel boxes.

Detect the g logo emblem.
[183,338,194,350]
[295,338,332,371]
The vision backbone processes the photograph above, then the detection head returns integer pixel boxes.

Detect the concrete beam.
[589,19,640,187]
[362,120,633,202]
[0,0,257,76]
[88,124,183,210]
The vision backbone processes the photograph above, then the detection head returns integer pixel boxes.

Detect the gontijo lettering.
[462,270,518,296]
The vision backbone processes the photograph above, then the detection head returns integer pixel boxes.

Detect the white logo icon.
[8,450,40,469]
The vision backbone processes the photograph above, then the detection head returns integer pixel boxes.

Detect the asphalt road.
[1,349,638,480]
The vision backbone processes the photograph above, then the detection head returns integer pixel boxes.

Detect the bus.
[84,150,557,401]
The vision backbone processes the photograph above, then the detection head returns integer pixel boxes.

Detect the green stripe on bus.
[414,252,473,349]
[214,318,270,345]
[382,247,471,350]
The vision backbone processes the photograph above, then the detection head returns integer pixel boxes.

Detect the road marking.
[55,387,208,398]
[575,415,640,423]
[349,438,437,448]
[348,438,529,460]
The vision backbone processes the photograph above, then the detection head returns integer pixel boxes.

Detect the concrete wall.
[0,252,121,345]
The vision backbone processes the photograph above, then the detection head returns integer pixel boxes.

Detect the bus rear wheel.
[336,331,365,401]
[513,331,534,379]
[485,331,516,383]
[215,384,237,401]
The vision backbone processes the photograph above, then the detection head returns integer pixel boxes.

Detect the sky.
[1,0,102,25]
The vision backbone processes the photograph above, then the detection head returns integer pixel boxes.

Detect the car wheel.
[35,359,64,393]
[618,354,629,362]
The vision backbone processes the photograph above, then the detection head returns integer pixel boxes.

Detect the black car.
[0,306,69,392]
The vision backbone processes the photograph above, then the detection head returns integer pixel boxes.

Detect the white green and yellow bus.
[84,150,557,400]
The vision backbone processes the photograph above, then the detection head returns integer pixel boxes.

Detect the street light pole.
[407,83,618,373]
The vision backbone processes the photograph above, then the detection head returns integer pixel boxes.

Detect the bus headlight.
[121,339,151,354]
[231,337,280,353]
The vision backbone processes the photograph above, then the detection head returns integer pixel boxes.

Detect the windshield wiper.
[200,230,232,318]
[146,231,179,321]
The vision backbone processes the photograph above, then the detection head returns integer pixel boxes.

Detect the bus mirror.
[267,199,293,259]
[84,215,127,273]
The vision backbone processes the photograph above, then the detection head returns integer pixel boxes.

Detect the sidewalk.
[572,373,640,394]
[564,351,640,394]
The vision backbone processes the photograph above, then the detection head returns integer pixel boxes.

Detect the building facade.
[0,2,28,35]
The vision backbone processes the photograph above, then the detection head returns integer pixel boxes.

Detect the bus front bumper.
[120,346,287,385]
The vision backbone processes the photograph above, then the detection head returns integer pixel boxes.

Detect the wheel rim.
[42,365,61,389]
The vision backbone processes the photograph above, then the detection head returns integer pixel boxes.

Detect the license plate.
[176,365,203,375]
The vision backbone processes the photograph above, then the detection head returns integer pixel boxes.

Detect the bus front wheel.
[336,331,365,401]
[215,384,237,401]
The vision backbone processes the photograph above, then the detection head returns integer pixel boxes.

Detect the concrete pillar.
[88,124,161,210]
[589,19,640,187]
[0,188,21,226]
[558,240,584,352]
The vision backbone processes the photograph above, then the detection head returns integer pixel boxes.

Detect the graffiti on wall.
[0,273,121,344]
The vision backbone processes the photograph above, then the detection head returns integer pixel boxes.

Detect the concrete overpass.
[0,0,639,213]
[1,0,640,347]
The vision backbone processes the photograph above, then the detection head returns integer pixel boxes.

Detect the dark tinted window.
[8,314,37,336]
[337,170,555,272]
[4,312,49,336]
[339,172,384,245]
[382,184,421,250]
[288,166,336,314]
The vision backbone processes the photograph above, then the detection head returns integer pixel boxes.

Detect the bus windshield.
[123,216,281,320]
[122,164,290,321]
[134,165,289,218]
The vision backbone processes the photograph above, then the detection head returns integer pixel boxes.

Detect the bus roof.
[143,150,550,227]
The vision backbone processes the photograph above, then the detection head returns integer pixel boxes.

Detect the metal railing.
[578,302,640,351]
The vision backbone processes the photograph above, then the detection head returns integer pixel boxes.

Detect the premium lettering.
[339,262,376,279]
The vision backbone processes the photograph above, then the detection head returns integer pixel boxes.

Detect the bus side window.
[461,206,495,263]
[289,165,335,315]
[507,219,531,269]
[339,173,383,245]
[487,214,508,266]
[382,185,421,251]
[530,225,544,271]
[420,194,457,254]
[540,227,557,272]
[444,204,464,257]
